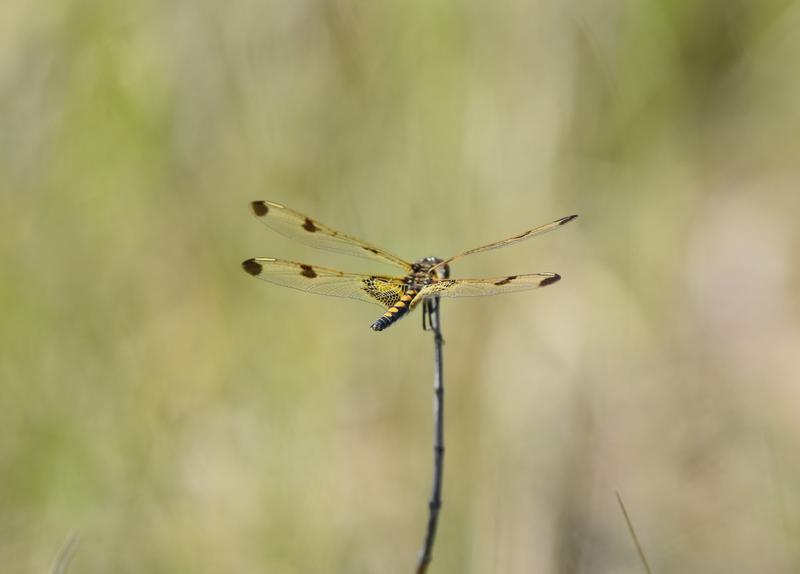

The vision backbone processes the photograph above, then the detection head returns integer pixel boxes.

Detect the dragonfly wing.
[242,258,409,309]
[419,273,561,298]
[250,201,412,272]
[435,214,577,270]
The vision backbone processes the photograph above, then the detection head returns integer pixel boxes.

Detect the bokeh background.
[3,1,800,573]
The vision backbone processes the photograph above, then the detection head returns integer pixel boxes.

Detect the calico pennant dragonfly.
[242,201,577,331]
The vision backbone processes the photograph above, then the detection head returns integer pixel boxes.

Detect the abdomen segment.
[370,289,419,331]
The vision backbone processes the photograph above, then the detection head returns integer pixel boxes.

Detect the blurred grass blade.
[616,491,653,574]
[50,533,80,574]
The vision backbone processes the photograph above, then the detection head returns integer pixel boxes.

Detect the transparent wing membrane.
[250,201,412,272]
[242,258,408,309]
[432,214,577,271]
[419,273,561,298]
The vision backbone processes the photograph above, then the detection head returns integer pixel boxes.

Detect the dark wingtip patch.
[242,258,263,276]
[302,218,317,232]
[300,264,317,279]
[251,201,269,216]
[559,214,579,225]
[540,274,561,287]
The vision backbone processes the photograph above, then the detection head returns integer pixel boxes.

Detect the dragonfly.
[242,200,577,332]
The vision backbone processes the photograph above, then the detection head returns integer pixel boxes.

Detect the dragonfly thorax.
[409,257,450,288]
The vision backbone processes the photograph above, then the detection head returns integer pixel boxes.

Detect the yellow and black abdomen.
[370,289,419,331]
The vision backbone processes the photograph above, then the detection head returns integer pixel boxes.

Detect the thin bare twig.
[416,297,444,574]
[616,490,654,574]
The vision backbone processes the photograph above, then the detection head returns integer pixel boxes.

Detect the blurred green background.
[3,1,800,573]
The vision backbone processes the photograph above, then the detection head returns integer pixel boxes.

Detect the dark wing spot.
[494,275,517,286]
[300,264,317,279]
[242,258,263,276]
[559,214,578,225]
[251,201,269,216]
[540,274,561,287]
[512,230,531,240]
[302,218,317,232]
[362,246,379,254]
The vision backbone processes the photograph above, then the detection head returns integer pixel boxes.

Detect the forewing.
[242,257,408,309]
[435,214,578,269]
[250,201,412,272]
[419,273,561,298]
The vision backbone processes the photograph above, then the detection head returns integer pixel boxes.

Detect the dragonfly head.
[414,256,450,280]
